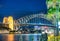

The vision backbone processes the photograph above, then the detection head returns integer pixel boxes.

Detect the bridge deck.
[18,23,55,27]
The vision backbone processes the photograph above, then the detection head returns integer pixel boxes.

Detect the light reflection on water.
[0,34,41,41]
[7,34,14,41]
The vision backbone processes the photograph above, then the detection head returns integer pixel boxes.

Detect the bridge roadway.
[17,23,55,27]
[0,22,56,31]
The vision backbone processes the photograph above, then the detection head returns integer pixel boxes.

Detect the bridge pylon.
[3,16,14,31]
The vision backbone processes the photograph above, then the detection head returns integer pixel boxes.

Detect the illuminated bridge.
[0,13,56,32]
[14,13,56,31]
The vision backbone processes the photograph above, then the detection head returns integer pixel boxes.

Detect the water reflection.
[0,34,14,41]
[7,34,14,41]
[0,34,42,41]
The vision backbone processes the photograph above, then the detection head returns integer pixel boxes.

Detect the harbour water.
[0,34,42,41]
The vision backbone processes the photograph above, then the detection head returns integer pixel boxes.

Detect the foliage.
[46,0,60,21]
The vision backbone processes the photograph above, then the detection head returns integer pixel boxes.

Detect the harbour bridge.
[0,13,56,32]
[14,13,56,31]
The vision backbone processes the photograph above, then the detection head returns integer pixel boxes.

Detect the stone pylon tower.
[8,16,14,30]
[3,16,14,31]
[3,17,8,24]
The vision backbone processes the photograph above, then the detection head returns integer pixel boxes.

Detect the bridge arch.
[17,14,54,23]
[15,14,55,31]
[27,17,53,24]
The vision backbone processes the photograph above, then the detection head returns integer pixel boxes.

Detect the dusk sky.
[0,0,47,22]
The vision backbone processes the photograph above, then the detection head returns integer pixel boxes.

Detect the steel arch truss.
[14,14,55,31]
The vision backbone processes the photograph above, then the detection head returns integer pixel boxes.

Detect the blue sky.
[0,0,47,21]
